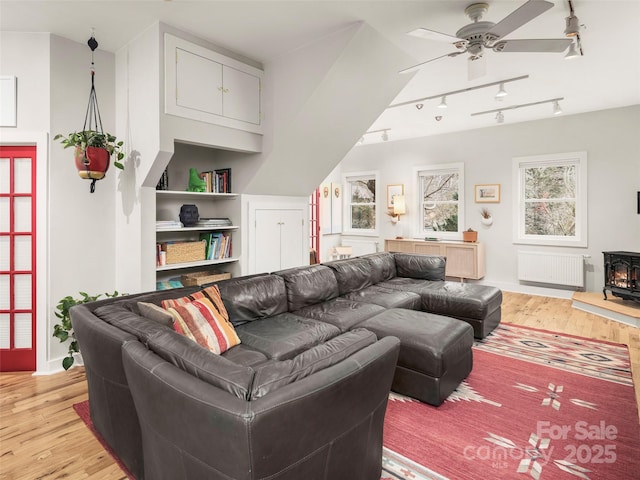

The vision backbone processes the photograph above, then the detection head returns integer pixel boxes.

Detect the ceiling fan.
[401,0,572,79]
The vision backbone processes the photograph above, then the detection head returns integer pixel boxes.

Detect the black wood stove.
[603,251,640,303]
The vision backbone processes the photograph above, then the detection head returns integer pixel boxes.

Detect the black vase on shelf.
[179,204,199,227]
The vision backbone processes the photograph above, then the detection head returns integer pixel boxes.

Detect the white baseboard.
[476,280,576,299]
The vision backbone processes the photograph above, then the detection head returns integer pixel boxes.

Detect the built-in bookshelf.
[155,190,239,284]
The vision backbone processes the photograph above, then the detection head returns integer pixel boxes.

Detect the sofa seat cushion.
[221,344,269,367]
[342,285,421,310]
[250,329,377,399]
[215,274,288,326]
[146,329,254,400]
[294,298,386,332]
[323,257,373,295]
[274,265,339,311]
[235,313,340,360]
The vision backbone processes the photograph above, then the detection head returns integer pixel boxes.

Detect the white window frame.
[414,163,465,240]
[513,151,588,247]
[342,171,379,236]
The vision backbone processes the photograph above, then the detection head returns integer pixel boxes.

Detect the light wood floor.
[1,292,639,480]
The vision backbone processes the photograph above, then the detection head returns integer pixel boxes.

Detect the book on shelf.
[156,220,183,230]
[199,231,232,260]
[198,168,231,194]
[156,168,169,190]
[195,217,232,227]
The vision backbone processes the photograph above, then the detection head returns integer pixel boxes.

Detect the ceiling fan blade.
[486,0,554,41]
[399,51,464,74]
[494,38,573,53]
[407,28,466,44]
[468,55,486,81]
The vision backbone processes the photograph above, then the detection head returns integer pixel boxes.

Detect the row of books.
[200,232,232,260]
[200,168,232,193]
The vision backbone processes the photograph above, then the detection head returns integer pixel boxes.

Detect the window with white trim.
[343,172,377,234]
[417,163,464,238]
[513,152,587,246]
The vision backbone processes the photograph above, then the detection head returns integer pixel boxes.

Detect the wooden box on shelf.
[161,240,206,265]
[181,271,232,287]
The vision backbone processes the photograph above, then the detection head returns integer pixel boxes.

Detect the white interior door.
[254,209,283,274]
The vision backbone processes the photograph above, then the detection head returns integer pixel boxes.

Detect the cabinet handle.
[223,88,230,94]
[217,86,223,92]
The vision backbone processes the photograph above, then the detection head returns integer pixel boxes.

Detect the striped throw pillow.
[162,287,240,354]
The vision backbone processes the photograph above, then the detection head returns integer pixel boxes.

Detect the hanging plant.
[54,34,125,193]
[54,130,124,178]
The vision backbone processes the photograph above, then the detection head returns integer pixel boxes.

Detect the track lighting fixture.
[471,97,565,119]
[495,83,508,101]
[381,130,389,141]
[553,101,563,115]
[388,75,528,110]
[359,128,391,144]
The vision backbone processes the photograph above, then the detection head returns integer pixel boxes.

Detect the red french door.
[0,146,37,372]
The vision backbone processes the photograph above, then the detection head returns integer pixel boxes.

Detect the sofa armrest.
[393,253,446,281]
[122,336,400,480]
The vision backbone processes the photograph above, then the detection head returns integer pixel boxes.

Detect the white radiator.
[517,251,586,287]
[341,239,380,256]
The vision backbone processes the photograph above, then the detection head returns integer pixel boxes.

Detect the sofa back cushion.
[362,252,397,284]
[324,257,373,295]
[394,253,446,281]
[215,274,288,326]
[250,329,377,399]
[146,329,255,400]
[274,265,339,311]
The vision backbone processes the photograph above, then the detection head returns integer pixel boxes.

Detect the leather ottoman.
[359,308,473,406]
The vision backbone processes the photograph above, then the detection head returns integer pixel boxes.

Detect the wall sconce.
[391,195,406,239]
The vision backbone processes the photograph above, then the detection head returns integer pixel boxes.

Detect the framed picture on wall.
[387,184,404,208]
[475,184,500,203]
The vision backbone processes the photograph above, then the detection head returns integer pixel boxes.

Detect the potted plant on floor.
[52,290,124,370]
[54,130,125,181]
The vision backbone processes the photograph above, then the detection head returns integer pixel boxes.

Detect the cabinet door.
[385,240,414,253]
[443,245,477,279]
[254,210,283,274]
[223,66,260,125]
[176,48,223,116]
[279,210,304,270]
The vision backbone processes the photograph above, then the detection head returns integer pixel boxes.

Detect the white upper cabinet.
[165,34,263,134]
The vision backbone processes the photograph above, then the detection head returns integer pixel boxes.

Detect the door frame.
[1,132,49,373]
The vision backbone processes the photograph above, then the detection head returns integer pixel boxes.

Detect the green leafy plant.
[52,291,124,370]
[54,130,125,170]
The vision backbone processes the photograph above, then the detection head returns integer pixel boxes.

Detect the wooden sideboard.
[385,239,486,281]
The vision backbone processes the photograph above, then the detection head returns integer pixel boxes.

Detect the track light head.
[495,111,504,124]
[565,41,579,59]
[553,101,563,115]
[495,82,507,101]
[564,14,580,37]
[381,130,389,141]
[437,96,448,109]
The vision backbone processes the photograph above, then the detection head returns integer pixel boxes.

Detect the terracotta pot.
[462,231,478,242]
[75,146,110,180]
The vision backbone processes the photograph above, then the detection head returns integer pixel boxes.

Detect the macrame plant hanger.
[84,33,103,193]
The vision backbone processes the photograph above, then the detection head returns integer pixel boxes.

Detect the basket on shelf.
[161,240,206,264]
[181,270,232,287]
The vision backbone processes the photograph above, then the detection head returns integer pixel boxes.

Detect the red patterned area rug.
[381,323,640,480]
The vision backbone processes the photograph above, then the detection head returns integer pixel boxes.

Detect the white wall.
[0,33,118,372]
[338,105,640,294]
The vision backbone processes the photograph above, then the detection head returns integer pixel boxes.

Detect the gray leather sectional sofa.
[71,252,501,480]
